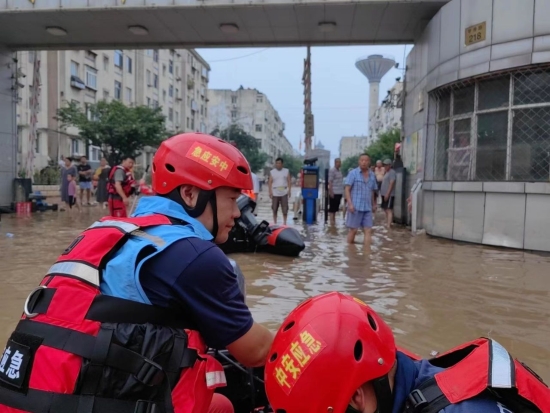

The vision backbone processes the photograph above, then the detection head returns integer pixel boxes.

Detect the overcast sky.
[197,44,412,159]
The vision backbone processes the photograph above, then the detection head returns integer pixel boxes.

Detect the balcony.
[70,75,86,90]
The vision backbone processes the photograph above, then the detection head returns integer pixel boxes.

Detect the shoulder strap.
[404,378,451,413]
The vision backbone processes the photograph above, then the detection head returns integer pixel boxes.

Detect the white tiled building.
[339,135,369,161]
[207,87,294,164]
[368,81,403,145]
[16,48,210,172]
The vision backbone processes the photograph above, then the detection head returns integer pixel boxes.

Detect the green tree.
[280,154,304,178]
[56,100,167,166]
[342,155,359,175]
[212,125,269,173]
[365,128,401,163]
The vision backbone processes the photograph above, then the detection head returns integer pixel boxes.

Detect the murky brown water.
[1,192,549,381]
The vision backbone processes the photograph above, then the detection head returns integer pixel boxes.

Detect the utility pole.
[302,46,313,157]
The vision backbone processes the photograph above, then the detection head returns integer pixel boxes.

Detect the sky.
[197,44,413,160]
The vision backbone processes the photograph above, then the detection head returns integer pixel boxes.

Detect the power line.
[207,48,269,63]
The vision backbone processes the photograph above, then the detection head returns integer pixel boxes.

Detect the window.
[176,88,179,99]
[191,118,195,130]
[85,103,94,121]
[175,111,179,125]
[256,124,263,132]
[256,95,264,103]
[70,61,79,77]
[169,60,173,75]
[169,85,174,98]
[153,74,158,88]
[126,56,132,74]
[86,50,96,62]
[85,66,97,90]
[153,50,159,63]
[231,111,237,120]
[200,104,203,116]
[103,90,109,100]
[430,67,550,182]
[114,81,122,100]
[103,56,109,71]
[146,49,153,57]
[163,89,166,102]
[168,108,173,121]
[146,70,151,85]
[231,96,237,104]
[147,97,151,107]
[90,146,101,162]
[114,50,123,68]
[187,117,190,128]
[162,64,166,76]
[71,139,80,155]
[200,122,206,133]
[153,100,159,108]
[126,87,132,103]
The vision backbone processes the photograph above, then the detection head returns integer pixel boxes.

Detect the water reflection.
[0,195,549,381]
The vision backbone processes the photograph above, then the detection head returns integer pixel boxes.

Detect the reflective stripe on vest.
[46,261,100,286]
[90,219,140,233]
[490,339,513,388]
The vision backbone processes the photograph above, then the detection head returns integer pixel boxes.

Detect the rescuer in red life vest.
[264,292,549,413]
[0,133,274,413]
[107,156,137,217]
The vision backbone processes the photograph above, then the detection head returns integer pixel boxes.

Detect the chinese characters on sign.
[185,142,235,179]
[465,22,486,46]
[273,326,327,394]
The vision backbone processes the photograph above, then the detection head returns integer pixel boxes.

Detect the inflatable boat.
[220,195,305,257]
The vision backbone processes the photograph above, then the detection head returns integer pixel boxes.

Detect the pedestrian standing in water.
[66,173,80,212]
[93,157,111,209]
[328,158,344,225]
[77,155,93,206]
[268,157,292,225]
[380,159,396,228]
[59,156,77,212]
[344,154,377,246]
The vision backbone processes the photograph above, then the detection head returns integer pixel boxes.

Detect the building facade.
[16,48,210,173]
[368,81,403,145]
[339,135,369,161]
[309,141,331,177]
[401,0,550,252]
[207,87,294,164]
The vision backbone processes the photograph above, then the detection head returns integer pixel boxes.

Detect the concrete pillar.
[0,49,17,208]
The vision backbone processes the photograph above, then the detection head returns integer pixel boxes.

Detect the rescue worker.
[107,155,136,217]
[0,133,274,413]
[264,292,549,413]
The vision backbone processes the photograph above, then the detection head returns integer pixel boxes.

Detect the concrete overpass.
[0,0,448,49]
[0,0,449,208]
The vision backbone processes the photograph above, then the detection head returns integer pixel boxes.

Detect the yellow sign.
[29,0,35,3]
[185,142,234,178]
[465,22,486,46]
[273,325,327,394]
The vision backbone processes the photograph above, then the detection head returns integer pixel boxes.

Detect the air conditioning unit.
[176,77,181,81]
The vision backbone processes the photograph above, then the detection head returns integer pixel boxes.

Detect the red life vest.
[107,165,135,197]
[404,338,550,413]
[0,215,226,413]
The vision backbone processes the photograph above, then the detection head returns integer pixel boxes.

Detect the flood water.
[1,190,549,381]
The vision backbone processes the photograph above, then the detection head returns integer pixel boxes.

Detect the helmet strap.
[372,375,393,413]
[163,187,219,238]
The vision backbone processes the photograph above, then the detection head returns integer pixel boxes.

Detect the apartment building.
[15,48,210,173]
[368,81,403,146]
[339,135,369,161]
[206,87,294,164]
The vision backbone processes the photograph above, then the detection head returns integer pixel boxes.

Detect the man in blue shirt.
[344,154,378,245]
[264,293,549,413]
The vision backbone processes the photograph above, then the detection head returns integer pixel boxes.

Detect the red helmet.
[152,132,253,195]
[264,292,396,413]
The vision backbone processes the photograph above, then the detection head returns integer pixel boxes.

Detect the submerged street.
[1,190,549,380]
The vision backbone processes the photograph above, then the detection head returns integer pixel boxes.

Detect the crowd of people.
[58,154,145,217]
[0,133,547,413]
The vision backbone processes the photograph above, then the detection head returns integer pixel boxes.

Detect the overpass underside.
[0,1,447,49]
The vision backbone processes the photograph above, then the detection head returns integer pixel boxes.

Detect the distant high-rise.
[355,54,395,121]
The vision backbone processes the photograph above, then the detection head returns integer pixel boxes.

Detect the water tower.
[355,54,396,121]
